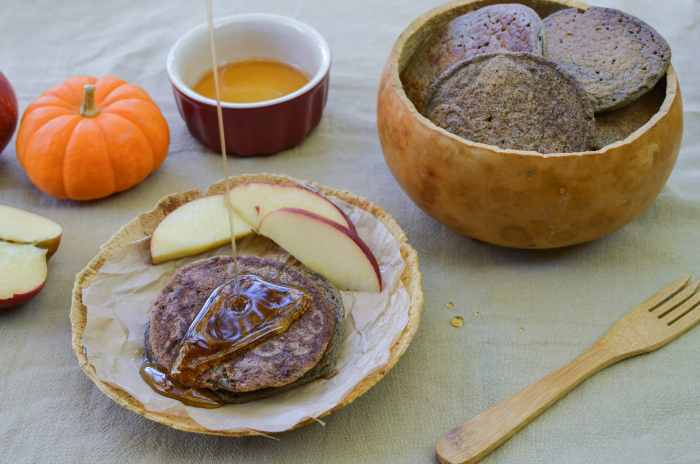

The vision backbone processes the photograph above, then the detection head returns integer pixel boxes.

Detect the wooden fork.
[436,275,700,464]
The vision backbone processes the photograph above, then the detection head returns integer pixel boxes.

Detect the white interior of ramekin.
[167,14,331,109]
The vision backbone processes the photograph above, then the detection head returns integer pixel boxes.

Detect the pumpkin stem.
[79,84,99,117]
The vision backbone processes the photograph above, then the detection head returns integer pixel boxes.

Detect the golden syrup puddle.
[141,274,310,408]
[191,58,310,104]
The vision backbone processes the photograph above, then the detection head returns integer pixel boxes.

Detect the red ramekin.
[166,14,331,156]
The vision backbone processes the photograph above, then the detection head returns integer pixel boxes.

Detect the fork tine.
[656,280,700,317]
[665,291,700,325]
[667,301,700,330]
[638,275,692,312]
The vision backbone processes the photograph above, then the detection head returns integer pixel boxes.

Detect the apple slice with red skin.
[150,194,254,264]
[258,208,381,293]
[0,241,48,309]
[229,182,355,232]
[0,204,62,259]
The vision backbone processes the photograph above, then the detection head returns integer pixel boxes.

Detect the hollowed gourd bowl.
[377,0,683,249]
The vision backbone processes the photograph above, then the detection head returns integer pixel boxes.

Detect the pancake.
[147,255,340,396]
[593,76,666,150]
[543,7,671,113]
[208,266,344,403]
[401,4,546,112]
[424,53,594,153]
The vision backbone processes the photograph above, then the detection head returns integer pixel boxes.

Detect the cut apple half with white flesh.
[229,182,355,232]
[0,204,62,259]
[0,241,48,309]
[150,195,254,265]
[258,208,381,293]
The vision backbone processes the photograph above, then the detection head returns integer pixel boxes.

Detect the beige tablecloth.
[1,0,699,462]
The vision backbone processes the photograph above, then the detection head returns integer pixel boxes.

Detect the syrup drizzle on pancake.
[171,274,311,385]
[141,274,311,407]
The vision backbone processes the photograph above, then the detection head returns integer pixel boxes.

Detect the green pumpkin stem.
[79,84,99,118]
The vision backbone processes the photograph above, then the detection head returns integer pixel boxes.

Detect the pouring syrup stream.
[205,0,240,300]
[140,2,313,408]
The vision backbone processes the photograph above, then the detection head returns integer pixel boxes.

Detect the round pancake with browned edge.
[401,3,546,113]
[424,52,594,153]
[544,7,671,113]
[145,264,345,404]
[148,255,334,393]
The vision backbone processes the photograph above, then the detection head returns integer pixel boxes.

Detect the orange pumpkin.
[16,76,169,200]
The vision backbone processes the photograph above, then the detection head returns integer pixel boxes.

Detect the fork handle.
[436,343,621,464]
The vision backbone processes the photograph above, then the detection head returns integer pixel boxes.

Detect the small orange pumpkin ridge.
[16,75,170,201]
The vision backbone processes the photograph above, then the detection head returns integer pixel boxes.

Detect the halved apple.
[258,208,381,293]
[0,241,48,309]
[229,182,355,231]
[0,204,62,259]
[150,195,254,265]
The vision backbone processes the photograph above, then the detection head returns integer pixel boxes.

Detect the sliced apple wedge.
[229,182,355,231]
[150,195,254,265]
[0,204,62,259]
[258,208,381,293]
[0,241,48,309]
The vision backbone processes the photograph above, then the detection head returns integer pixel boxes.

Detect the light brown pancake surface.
[593,76,666,150]
[425,52,594,153]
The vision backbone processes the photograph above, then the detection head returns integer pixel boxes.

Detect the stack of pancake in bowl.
[401,3,672,153]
